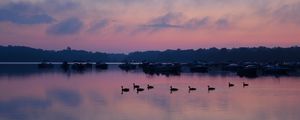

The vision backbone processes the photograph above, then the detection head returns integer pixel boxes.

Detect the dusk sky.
[0,0,300,53]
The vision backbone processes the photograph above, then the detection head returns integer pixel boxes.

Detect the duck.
[147,84,154,90]
[228,82,234,87]
[188,86,196,92]
[208,85,215,91]
[121,86,129,94]
[243,82,249,87]
[170,86,178,93]
[133,83,140,89]
[136,87,145,93]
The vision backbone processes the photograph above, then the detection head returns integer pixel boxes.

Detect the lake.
[0,64,300,120]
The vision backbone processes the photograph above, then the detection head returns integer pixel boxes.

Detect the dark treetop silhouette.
[1,45,300,62]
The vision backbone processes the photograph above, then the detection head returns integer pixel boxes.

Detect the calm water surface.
[0,65,300,120]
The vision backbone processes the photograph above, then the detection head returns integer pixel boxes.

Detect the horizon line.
[1,44,300,54]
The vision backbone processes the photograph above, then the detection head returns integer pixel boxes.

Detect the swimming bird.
[243,82,249,87]
[136,87,145,93]
[170,86,178,93]
[133,83,140,89]
[121,86,129,94]
[188,86,196,93]
[208,85,215,91]
[229,82,234,87]
[147,84,154,90]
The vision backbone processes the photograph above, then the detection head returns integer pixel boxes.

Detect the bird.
[147,84,154,90]
[243,82,249,87]
[229,82,234,87]
[133,83,140,89]
[208,85,215,91]
[170,86,178,93]
[188,86,196,93]
[121,86,129,94]
[136,87,145,93]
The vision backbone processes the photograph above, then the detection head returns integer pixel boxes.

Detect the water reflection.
[0,64,300,120]
[0,97,51,120]
[47,89,82,107]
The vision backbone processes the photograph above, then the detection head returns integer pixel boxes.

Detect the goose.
[147,84,154,90]
[228,82,234,87]
[243,82,249,87]
[170,86,178,93]
[121,86,129,94]
[133,83,140,89]
[136,87,145,93]
[208,85,215,91]
[188,86,196,92]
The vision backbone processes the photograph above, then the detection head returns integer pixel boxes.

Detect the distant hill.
[1,45,300,62]
[0,46,125,62]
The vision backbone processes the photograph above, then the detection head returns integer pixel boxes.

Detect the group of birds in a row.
[121,82,249,94]
[121,83,153,94]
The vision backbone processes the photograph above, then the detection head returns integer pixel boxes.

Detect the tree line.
[1,45,300,62]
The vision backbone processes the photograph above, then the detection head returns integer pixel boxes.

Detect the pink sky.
[0,0,300,53]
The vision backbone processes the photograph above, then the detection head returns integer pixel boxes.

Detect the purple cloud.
[143,12,183,30]
[273,2,300,24]
[215,18,230,29]
[183,17,210,29]
[0,2,54,24]
[47,17,83,35]
[87,19,110,32]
